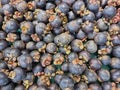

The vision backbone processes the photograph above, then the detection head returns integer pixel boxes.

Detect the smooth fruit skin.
[54,33,74,46]
[0,72,9,86]
[89,58,102,70]
[35,23,46,35]
[15,85,25,90]
[89,84,102,90]
[97,19,108,31]
[58,3,69,14]
[67,20,80,33]
[94,32,107,45]
[111,58,120,69]
[11,67,26,83]
[1,83,14,90]
[102,82,112,90]
[69,63,86,75]
[112,46,120,58]
[17,54,33,70]
[86,40,98,53]
[100,55,111,65]
[85,70,97,83]
[111,69,120,82]
[0,40,8,51]
[103,6,116,19]
[49,84,59,90]
[75,82,88,90]
[72,0,85,14]
[68,52,78,62]
[37,10,48,23]
[98,69,110,82]
[4,19,18,33]
[59,76,74,90]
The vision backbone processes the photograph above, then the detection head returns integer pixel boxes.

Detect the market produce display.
[0,0,120,90]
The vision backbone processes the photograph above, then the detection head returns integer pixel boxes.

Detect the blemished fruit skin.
[0,0,120,89]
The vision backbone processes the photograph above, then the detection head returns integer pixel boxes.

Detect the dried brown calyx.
[39,75,51,86]
[108,0,120,6]
[72,58,84,65]
[44,24,53,34]
[13,11,23,20]
[41,55,52,67]
[6,33,18,42]
[112,8,120,23]
[27,1,36,10]
[34,72,44,76]
[10,0,22,5]
[54,57,64,65]
[24,11,33,21]
[89,0,100,4]
[31,34,40,42]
